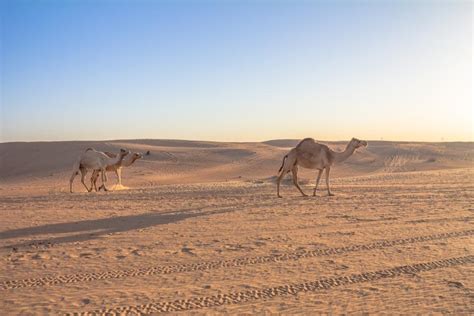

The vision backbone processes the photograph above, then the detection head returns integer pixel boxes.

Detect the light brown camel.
[276,138,367,198]
[90,151,143,191]
[69,148,130,193]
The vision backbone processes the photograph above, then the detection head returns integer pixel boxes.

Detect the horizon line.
[1,137,473,145]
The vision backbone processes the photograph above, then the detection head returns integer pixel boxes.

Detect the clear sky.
[1,0,472,142]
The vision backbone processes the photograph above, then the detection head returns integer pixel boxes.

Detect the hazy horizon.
[1,136,473,145]
[1,1,472,142]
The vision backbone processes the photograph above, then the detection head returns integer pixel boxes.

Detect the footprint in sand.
[447,281,464,289]
[224,244,255,252]
[79,252,94,258]
[181,247,196,255]
[131,249,144,256]
[31,253,51,260]
[336,264,349,270]
[91,247,106,252]
[8,253,27,262]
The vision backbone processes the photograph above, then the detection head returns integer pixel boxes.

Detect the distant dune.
[0,139,472,193]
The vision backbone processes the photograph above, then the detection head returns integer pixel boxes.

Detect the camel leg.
[116,168,122,186]
[69,170,79,193]
[313,169,323,196]
[91,170,100,192]
[325,167,334,196]
[80,168,91,192]
[90,170,95,191]
[276,149,297,198]
[276,170,286,198]
[94,171,100,192]
[292,166,307,197]
[100,169,108,192]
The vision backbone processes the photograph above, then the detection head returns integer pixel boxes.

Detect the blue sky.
[1,0,472,142]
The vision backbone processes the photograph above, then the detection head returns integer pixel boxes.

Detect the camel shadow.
[0,207,234,249]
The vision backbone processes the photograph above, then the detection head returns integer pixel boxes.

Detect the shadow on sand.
[0,207,234,249]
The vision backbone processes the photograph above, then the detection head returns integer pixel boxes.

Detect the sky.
[1,0,472,142]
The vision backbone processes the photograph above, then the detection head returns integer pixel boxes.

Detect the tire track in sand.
[75,255,474,315]
[1,229,472,290]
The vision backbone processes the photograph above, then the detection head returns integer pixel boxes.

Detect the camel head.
[131,152,143,163]
[350,138,368,149]
[119,148,131,158]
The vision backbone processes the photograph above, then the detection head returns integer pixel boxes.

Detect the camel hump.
[296,138,315,148]
[85,147,94,152]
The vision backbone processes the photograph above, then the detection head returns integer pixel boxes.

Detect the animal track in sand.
[1,229,472,290]
[76,255,474,315]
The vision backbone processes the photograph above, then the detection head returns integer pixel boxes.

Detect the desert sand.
[0,139,473,314]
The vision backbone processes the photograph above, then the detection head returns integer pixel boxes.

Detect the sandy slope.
[0,140,473,314]
[0,139,472,193]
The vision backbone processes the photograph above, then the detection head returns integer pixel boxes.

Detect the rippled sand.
[1,166,472,314]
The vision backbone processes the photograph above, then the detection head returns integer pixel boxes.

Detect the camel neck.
[111,154,125,165]
[332,144,356,163]
[122,156,137,167]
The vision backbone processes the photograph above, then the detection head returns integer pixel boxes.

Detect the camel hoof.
[328,193,335,196]
[277,195,282,198]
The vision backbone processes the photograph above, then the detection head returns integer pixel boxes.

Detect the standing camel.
[276,138,367,198]
[69,148,130,193]
[90,151,143,191]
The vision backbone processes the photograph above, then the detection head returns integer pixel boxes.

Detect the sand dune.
[0,139,473,314]
[0,139,472,193]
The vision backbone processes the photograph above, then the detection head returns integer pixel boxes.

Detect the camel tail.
[278,155,288,173]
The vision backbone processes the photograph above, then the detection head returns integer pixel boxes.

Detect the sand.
[0,139,473,314]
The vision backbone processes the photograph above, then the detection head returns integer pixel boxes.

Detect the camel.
[276,138,367,198]
[69,148,130,193]
[90,151,143,191]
